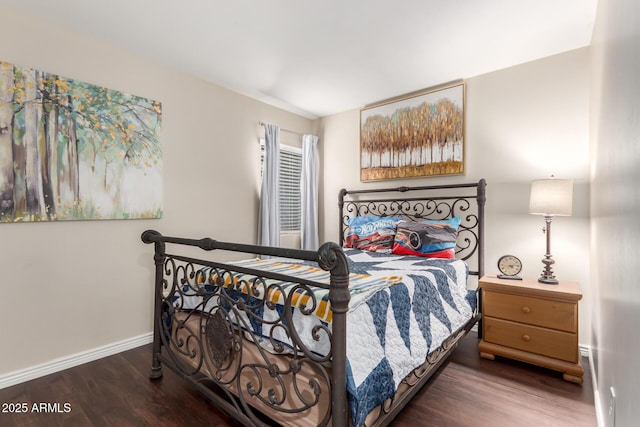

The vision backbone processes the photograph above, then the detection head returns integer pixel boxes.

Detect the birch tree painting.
[360,83,464,181]
[0,62,162,222]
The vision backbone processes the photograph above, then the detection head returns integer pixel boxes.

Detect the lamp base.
[538,276,559,285]
[539,242,559,285]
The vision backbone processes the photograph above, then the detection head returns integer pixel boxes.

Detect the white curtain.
[301,134,319,250]
[258,124,280,247]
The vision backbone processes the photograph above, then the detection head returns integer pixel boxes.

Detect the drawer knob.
[521,306,531,314]
[522,334,531,342]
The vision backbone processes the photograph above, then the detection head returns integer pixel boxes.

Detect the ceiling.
[3,0,598,119]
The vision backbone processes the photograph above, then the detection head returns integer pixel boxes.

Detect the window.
[260,142,302,232]
[278,146,302,232]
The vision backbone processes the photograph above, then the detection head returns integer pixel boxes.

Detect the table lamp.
[529,176,573,284]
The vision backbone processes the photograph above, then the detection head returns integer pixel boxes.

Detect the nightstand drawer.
[484,317,578,363]
[483,290,577,333]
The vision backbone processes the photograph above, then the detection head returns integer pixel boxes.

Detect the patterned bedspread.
[341,249,476,426]
[180,248,476,427]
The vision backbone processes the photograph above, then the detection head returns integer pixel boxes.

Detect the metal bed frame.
[141,179,486,427]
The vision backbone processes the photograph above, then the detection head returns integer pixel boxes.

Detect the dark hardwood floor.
[0,333,596,427]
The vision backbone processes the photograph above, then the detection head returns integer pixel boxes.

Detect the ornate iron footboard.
[141,232,351,426]
[141,179,486,427]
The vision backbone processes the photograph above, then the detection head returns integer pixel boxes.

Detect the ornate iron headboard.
[338,179,486,277]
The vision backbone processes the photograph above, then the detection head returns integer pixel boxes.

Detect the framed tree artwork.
[0,61,162,222]
[360,82,465,182]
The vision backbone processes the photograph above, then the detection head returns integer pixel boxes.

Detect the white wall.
[590,0,640,426]
[320,48,592,347]
[0,5,313,378]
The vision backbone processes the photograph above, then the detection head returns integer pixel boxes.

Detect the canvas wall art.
[360,82,464,181]
[0,61,162,222]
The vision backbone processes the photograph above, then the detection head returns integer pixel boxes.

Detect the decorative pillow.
[392,217,461,258]
[344,215,403,253]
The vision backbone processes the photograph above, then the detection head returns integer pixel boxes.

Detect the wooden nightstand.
[478,275,584,384]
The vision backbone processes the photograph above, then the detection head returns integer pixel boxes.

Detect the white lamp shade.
[529,178,573,216]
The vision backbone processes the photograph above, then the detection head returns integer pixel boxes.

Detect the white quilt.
[341,249,476,426]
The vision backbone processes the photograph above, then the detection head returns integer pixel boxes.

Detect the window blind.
[260,142,302,232]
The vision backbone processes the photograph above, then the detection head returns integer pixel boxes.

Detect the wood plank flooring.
[0,333,596,427]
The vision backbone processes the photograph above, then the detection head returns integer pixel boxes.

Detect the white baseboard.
[580,344,590,358]
[0,332,153,390]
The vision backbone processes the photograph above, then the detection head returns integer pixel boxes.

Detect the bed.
[141,179,486,427]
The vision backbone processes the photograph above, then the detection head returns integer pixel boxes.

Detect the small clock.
[497,255,523,280]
